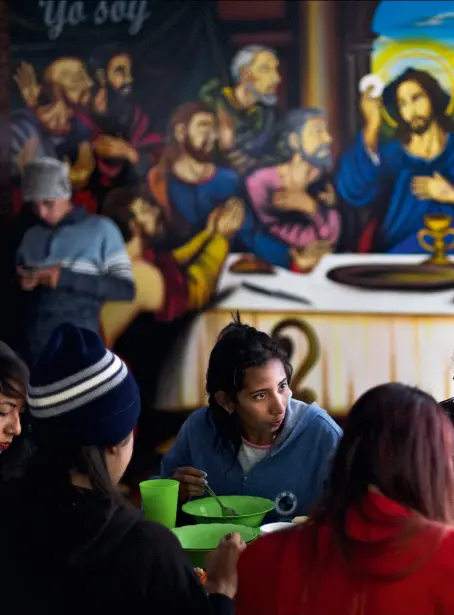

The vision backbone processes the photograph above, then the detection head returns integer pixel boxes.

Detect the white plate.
[359,74,384,98]
[260,522,293,534]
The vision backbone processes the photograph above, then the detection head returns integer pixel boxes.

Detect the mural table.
[155,254,454,416]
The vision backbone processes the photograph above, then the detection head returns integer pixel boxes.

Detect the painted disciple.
[12,58,95,189]
[147,102,316,271]
[85,44,163,201]
[101,186,244,348]
[246,108,340,270]
[200,45,281,174]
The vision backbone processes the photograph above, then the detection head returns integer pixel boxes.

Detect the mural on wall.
[338,1,454,252]
[9,0,454,422]
[329,0,454,293]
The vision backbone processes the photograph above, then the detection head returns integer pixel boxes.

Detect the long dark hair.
[0,341,29,403]
[383,68,454,144]
[0,342,30,481]
[157,101,214,176]
[311,383,454,570]
[22,436,131,505]
[206,313,292,454]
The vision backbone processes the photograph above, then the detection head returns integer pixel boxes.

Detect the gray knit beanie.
[22,157,72,202]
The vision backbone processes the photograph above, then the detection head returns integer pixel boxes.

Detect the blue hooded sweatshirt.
[161,397,342,522]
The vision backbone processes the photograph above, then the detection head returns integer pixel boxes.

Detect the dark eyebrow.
[250,378,287,395]
[250,387,266,395]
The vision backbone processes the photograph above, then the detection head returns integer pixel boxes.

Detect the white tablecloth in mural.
[154,254,454,414]
[215,253,454,315]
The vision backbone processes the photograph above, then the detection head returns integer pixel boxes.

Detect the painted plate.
[229,255,276,274]
[327,263,454,292]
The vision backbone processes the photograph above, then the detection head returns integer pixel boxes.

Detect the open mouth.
[0,442,11,451]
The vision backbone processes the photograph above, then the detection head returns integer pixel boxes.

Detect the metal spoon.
[204,482,238,517]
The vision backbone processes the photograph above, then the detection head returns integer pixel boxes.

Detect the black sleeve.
[58,268,135,301]
[139,521,231,615]
[209,594,234,615]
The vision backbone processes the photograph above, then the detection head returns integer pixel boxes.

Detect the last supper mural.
[7,1,454,464]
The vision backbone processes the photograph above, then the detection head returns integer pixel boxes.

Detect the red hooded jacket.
[236,491,454,615]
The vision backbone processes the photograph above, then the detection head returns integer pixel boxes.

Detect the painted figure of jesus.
[336,68,454,254]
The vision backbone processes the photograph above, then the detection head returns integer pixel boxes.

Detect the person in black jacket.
[0,340,31,482]
[1,322,240,615]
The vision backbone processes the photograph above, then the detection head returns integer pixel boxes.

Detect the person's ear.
[105,432,133,459]
[129,217,139,236]
[288,131,300,151]
[241,67,252,85]
[96,68,106,87]
[215,391,235,415]
[174,122,186,144]
[105,443,122,459]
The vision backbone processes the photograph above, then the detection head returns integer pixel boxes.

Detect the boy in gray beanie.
[15,157,135,365]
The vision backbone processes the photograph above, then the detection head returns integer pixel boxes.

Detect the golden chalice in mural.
[417,214,454,265]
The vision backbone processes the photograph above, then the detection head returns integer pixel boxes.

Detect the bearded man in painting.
[246,108,340,271]
[85,44,163,205]
[336,68,454,254]
[12,58,95,189]
[147,101,316,270]
[200,45,281,173]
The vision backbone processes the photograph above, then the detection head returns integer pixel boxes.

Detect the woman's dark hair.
[311,383,454,575]
[23,433,133,505]
[206,313,292,454]
[440,395,454,424]
[0,341,29,403]
[0,342,30,480]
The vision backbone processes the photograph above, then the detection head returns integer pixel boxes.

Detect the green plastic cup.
[139,479,179,528]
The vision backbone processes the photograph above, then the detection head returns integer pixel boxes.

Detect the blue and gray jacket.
[161,398,342,522]
[16,206,134,363]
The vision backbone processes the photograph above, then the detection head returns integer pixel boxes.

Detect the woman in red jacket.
[236,382,454,615]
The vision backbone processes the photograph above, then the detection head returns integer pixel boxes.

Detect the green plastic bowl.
[172,523,259,568]
[182,495,275,527]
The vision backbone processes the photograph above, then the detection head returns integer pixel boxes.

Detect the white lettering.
[127,1,151,35]
[67,1,87,26]
[38,0,87,39]
[93,0,109,25]
[111,1,126,24]
[38,1,151,39]
[38,0,67,40]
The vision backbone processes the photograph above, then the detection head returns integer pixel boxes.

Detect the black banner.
[9,0,227,205]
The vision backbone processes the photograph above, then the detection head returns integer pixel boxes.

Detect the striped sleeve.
[57,218,135,302]
[101,218,134,281]
[104,251,134,280]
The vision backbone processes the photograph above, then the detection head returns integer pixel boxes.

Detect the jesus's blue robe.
[335,133,454,253]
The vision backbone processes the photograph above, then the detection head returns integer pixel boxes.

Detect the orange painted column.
[299,0,342,157]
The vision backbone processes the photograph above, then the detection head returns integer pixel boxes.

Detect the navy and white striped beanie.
[27,323,140,447]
